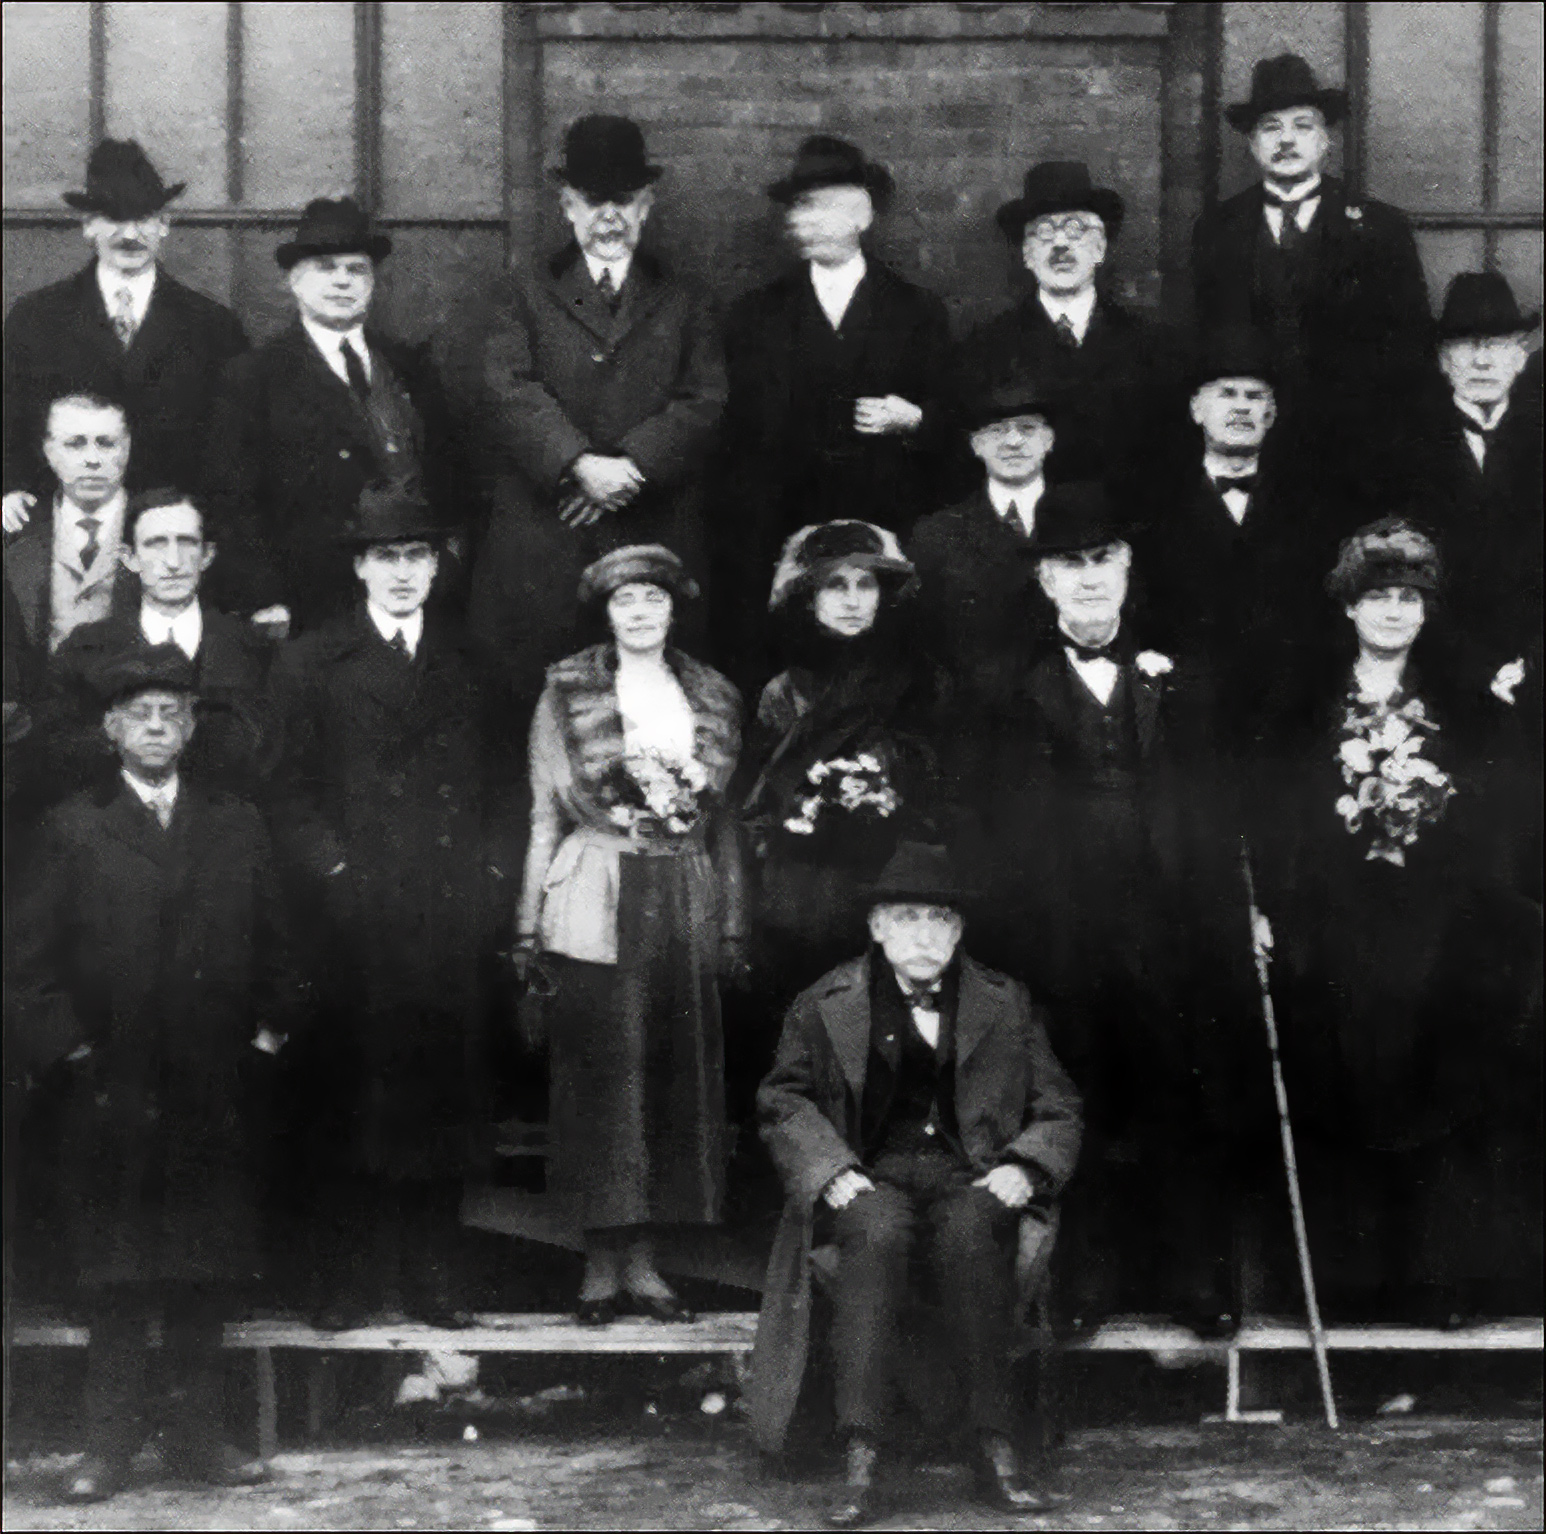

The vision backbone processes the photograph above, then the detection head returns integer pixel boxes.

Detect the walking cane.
[1240,843,1340,1430]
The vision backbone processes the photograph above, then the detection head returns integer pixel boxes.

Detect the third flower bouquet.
[1333,694,1455,866]
[783,750,901,838]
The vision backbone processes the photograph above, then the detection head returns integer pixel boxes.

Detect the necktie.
[1053,313,1080,348]
[78,516,102,571]
[340,339,371,401]
[111,286,137,347]
[596,266,621,314]
[389,628,412,658]
[1265,193,1309,255]
[153,794,173,829]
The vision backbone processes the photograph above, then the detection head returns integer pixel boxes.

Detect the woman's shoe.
[575,1296,619,1326]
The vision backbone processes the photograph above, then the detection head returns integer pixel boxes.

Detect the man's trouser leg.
[82,1285,152,1466]
[162,1284,229,1471]
[825,1181,914,1439]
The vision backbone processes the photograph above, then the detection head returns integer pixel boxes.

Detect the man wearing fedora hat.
[748,840,1080,1523]
[7,644,299,1501]
[954,161,1181,495]
[716,136,952,685]
[468,115,725,707]
[268,483,518,1330]
[975,484,1241,1338]
[3,141,247,524]
[201,198,461,636]
[1192,54,1432,504]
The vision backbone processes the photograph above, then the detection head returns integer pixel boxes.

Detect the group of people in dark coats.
[3,47,1541,1521]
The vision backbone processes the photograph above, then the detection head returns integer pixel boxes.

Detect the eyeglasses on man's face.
[1025,214,1103,245]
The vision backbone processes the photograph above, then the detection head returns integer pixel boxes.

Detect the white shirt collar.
[367,602,424,655]
[1265,173,1322,206]
[583,252,633,293]
[808,252,868,330]
[122,767,178,809]
[1204,450,1260,481]
[301,316,370,385]
[141,600,203,659]
[96,262,157,326]
[1037,285,1097,341]
[985,475,1043,536]
[1455,397,1508,433]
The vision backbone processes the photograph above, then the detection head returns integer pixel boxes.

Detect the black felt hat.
[1436,272,1541,339]
[1226,54,1347,133]
[1033,481,1131,556]
[64,139,185,220]
[334,483,444,548]
[865,841,977,910]
[995,161,1125,244]
[552,116,662,203]
[275,198,392,270]
[91,644,197,709]
[962,378,1061,433]
[1191,326,1277,390]
[767,136,894,206]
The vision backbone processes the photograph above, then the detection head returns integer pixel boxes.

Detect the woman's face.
[607,581,673,652]
[812,564,882,637]
[1348,585,1426,654]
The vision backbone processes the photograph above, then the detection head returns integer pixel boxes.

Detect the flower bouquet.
[783,751,902,839]
[605,747,711,836]
[1333,695,1455,865]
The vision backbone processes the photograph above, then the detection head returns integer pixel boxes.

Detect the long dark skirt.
[547,849,726,1232]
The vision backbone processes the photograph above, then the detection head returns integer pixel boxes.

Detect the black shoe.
[826,1435,879,1528]
[311,1299,377,1333]
[167,1441,271,1487]
[575,1296,619,1326]
[60,1455,129,1504]
[974,1434,1051,1514]
[626,1290,695,1324]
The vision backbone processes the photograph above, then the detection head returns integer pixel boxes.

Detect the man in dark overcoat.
[268,485,519,1330]
[468,116,726,707]
[2,141,247,521]
[953,162,1182,501]
[976,485,1244,1337]
[202,199,462,637]
[1191,55,1432,507]
[43,489,275,803]
[716,137,952,686]
[749,843,1081,1526]
[6,646,298,1502]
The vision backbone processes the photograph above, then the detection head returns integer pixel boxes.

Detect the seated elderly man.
[748,842,1081,1526]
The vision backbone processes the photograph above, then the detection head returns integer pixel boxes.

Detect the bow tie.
[1065,638,1117,664]
[1213,473,1257,494]
[901,982,942,1007]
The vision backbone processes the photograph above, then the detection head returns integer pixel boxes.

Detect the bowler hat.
[995,161,1124,244]
[768,520,915,611]
[578,544,699,606]
[63,139,185,221]
[767,136,894,207]
[334,483,444,548]
[1226,54,1346,133]
[91,644,197,709]
[1190,326,1277,391]
[552,116,662,203]
[1033,481,1130,557]
[866,841,977,910]
[275,198,392,270]
[962,378,1060,433]
[1436,272,1540,340]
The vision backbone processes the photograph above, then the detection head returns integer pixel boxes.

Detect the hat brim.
[865,884,977,910]
[1034,525,1134,558]
[964,398,1059,432]
[1225,88,1346,132]
[770,552,916,610]
[995,188,1125,243]
[1437,310,1541,340]
[551,165,663,202]
[63,181,186,219]
[335,522,446,549]
[276,233,394,270]
[767,164,895,206]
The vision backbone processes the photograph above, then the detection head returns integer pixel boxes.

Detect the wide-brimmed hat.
[1033,482,1130,557]
[995,161,1124,244]
[91,644,197,709]
[1190,325,1277,391]
[962,378,1060,433]
[866,841,977,910]
[1226,54,1347,133]
[767,136,894,207]
[552,115,662,203]
[276,198,392,270]
[768,520,916,611]
[64,139,185,221]
[334,483,445,548]
[1326,517,1440,602]
[1436,272,1541,340]
[578,544,699,606]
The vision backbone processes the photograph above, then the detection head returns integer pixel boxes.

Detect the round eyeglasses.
[1025,215,1103,245]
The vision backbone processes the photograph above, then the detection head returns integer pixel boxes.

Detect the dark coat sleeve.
[999,987,1083,1193]
[201,349,281,611]
[266,636,347,881]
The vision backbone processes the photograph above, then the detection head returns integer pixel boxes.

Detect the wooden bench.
[12,1313,1541,1452]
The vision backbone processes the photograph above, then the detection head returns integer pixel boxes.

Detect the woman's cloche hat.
[552,115,662,203]
[276,197,393,270]
[995,161,1125,244]
[1436,272,1540,340]
[767,136,894,207]
[1226,54,1347,133]
[578,544,699,606]
[865,841,977,911]
[1325,517,1441,603]
[768,520,916,612]
[64,139,185,221]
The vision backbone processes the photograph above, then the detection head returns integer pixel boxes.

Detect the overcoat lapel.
[97,781,182,869]
[544,254,614,346]
[1027,653,1078,741]
[816,964,872,1098]
[953,960,995,1070]
[607,260,671,348]
[122,275,178,381]
[282,324,375,442]
[1132,668,1163,758]
[4,505,54,643]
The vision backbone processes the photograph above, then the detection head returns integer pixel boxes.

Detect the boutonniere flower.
[1135,651,1173,677]
[1346,206,1364,224]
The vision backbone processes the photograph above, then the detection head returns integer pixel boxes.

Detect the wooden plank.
[254,1346,278,1461]
[1235,1318,1546,1352]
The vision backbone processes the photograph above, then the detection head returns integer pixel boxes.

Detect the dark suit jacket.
[201,322,461,628]
[3,263,248,497]
[3,499,135,653]
[43,603,277,802]
[748,953,1081,1450]
[468,245,725,695]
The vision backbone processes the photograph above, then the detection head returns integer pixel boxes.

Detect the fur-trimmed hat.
[1325,517,1441,602]
[768,520,916,612]
[578,544,699,606]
